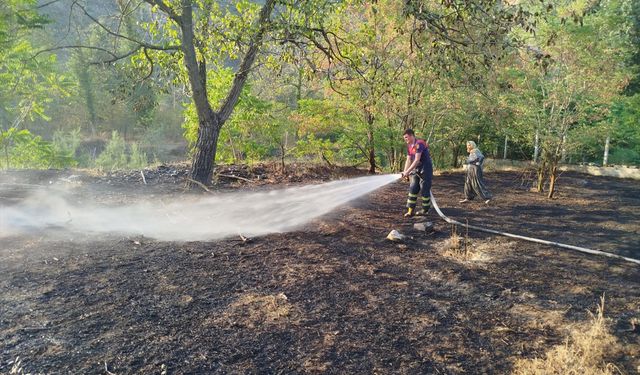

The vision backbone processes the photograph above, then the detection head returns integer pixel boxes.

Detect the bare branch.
[73,1,180,52]
[326,70,349,97]
[33,45,120,60]
[36,0,64,9]
[142,47,154,79]
[99,45,143,64]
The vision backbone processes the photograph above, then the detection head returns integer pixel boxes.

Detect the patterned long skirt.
[464,165,492,200]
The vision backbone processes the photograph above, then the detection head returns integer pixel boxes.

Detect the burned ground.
[1,166,639,374]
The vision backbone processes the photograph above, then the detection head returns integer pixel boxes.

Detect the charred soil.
[1,165,639,374]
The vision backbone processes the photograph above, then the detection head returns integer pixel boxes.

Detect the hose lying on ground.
[429,191,640,266]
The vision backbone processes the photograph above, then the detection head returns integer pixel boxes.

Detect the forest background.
[1,0,639,197]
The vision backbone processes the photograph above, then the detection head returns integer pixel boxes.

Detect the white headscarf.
[466,141,484,163]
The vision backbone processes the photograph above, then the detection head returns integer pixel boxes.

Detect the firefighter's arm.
[401,152,422,177]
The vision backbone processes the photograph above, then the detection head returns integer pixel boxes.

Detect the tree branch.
[72,1,180,52]
[142,0,181,24]
[33,45,120,60]
[142,47,155,79]
[36,0,64,9]
[218,0,276,122]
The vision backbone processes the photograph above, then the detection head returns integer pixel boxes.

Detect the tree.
[45,0,360,185]
[153,0,277,186]
[506,0,633,197]
[0,1,69,133]
[44,0,276,185]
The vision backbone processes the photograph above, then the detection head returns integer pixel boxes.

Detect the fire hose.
[429,191,640,266]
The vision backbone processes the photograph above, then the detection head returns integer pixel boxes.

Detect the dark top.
[407,139,432,167]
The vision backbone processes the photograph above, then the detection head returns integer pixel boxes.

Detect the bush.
[95,132,151,171]
[608,148,640,165]
[0,127,76,169]
[128,142,148,169]
[51,128,81,168]
[52,128,81,157]
[95,131,128,171]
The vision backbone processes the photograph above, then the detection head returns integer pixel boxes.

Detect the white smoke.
[0,174,401,241]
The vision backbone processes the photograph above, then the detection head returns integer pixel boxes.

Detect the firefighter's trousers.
[406,164,433,212]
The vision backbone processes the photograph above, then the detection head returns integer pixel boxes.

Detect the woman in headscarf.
[460,141,492,204]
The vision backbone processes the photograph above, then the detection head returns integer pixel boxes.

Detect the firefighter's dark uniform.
[406,139,433,216]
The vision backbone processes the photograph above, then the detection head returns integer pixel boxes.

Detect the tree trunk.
[74,49,97,137]
[228,135,239,163]
[452,142,461,168]
[365,109,376,174]
[536,161,545,192]
[547,164,558,199]
[4,145,9,169]
[503,135,508,159]
[533,130,540,163]
[179,1,217,186]
[603,135,610,166]
[367,129,376,174]
[386,119,396,171]
[190,113,221,185]
[180,0,275,186]
[280,144,286,172]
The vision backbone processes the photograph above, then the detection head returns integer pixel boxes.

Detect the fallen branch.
[217,173,253,183]
[140,170,147,185]
[321,152,334,167]
[186,178,213,193]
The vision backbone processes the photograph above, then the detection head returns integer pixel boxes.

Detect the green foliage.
[294,133,335,163]
[609,148,640,165]
[2,0,638,176]
[95,131,150,171]
[182,68,297,164]
[95,131,128,171]
[0,2,70,131]
[293,98,364,164]
[182,68,236,148]
[52,128,81,160]
[128,143,149,169]
[0,127,75,169]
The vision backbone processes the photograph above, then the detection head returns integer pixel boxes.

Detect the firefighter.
[400,129,433,217]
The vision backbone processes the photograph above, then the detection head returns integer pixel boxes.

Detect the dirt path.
[1,168,638,374]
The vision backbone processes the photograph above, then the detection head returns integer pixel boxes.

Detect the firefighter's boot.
[403,207,414,217]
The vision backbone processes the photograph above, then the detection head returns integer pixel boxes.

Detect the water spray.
[0,174,402,241]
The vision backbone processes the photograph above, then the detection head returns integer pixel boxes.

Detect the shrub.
[95,131,128,171]
[0,127,75,169]
[128,142,148,169]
